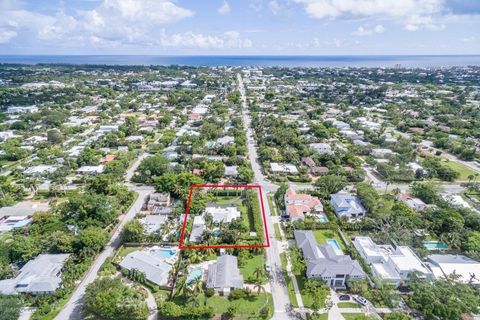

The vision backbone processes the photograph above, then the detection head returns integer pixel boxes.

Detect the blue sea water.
[0,55,479,67]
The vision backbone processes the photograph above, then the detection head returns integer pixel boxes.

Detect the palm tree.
[253,280,265,295]
[187,295,200,307]
[253,267,266,283]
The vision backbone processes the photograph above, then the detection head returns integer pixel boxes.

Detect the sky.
[0,0,479,55]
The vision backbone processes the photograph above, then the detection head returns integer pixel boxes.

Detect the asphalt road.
[238,73,293,320]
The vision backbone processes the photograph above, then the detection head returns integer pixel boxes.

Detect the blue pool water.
[186,268,203,284]
[316,215,328,223]
[212,228,221,237]
[424,241,448,250]
[327,239,343,254]
[154,249,176,259]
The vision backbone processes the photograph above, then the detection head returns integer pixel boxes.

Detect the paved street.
[238,74,293,320]
[54,154,154,320]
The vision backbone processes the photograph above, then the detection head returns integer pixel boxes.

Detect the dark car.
[339,294,350,301]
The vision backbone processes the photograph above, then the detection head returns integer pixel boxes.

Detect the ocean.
[0,55,479,68]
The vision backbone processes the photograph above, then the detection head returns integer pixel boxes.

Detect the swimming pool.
[424,241,448,250]
[316,215,328,223]
[154,248,177,259]
[326,239,343,255]
[186,267,203,284]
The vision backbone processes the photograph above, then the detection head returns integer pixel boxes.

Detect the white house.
[353,236,432,286]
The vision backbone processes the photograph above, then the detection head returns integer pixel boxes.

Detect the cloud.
[0,29,17,44]
[0,0,194,46]
[294,0,446,30]
[352,24,385,36]
[269,0,280,15]
[218,1,231,15]
[160,30,252,49]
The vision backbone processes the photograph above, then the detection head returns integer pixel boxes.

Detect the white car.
[265,264,272,273]
[354,296,368,305]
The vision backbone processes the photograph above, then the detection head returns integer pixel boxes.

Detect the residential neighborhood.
[0,62,480,320]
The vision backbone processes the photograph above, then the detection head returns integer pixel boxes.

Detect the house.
[24,165,57,176]
[141,215,168,234]
[353,236,432,286]
[0,131,16,142]
[284,188,323,222]
[353,139,368,147]
[147,193,171,212]
[189,215,206,243]
[204,206,241,224]
[294,230,365,288]
[309,143,333,155]
[340,129,364,140]
[312,166,329,175]
[216,136,235,146]
[76,165,104,175]
[332,120,350,130]
[97,125,119,133]
[397,192,427,212]
[207,254,244,296]
[331,193,366,221]
[0,202,50,218]
[100,154,116,164]
[119,250,178,287]
[7,106,38,114]
[371,148,394,158]
[0,254,70,295]
[0,215,32,233]
[224,166,238,177]
[426,254,480,284]
[301,157,316,168]
[270,163,299,174]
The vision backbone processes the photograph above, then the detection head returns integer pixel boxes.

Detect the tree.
[314,175,347,198]
[466,231,480,253]
[74,227,108,257]
[47,129,63,144]
[121,220,145,243]
[0,296,22,320]
[84,277,148,320]
[9,236,42,264]
[407,278,479,320]
[411,182,439,204]
[383,312,412,320]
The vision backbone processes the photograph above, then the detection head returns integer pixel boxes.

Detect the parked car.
[339,294,350,301]
[354,296,368,305]
[265,264,272,273]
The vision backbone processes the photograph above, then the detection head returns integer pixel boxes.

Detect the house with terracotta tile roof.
[284,188,324,222]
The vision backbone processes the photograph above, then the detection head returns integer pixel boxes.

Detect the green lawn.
[173,292,273,318]
[313,230,347,251]
[274,223,282,241]
[239,253,268,284]
[442,159,477,181]
[310,314,328,320]
[337,302,360,308]
[116,245,142,259]
[267,195,276,216]
[342,313,372,320]
[280,253,299,308]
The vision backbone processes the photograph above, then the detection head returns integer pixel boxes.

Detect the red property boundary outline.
[178,184,270,250]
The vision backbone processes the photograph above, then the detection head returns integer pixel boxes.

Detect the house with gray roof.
[189,215,206,243]
[207,254,244,296]
[0,254,69,295]
[119,250,176,287]
[331,193,366,221]
[294,230,364,288]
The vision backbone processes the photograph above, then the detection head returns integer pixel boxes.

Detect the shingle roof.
[119,251,173,286]
[0,254,69,295]
[294,230,365,279]
[207,255,243,290]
